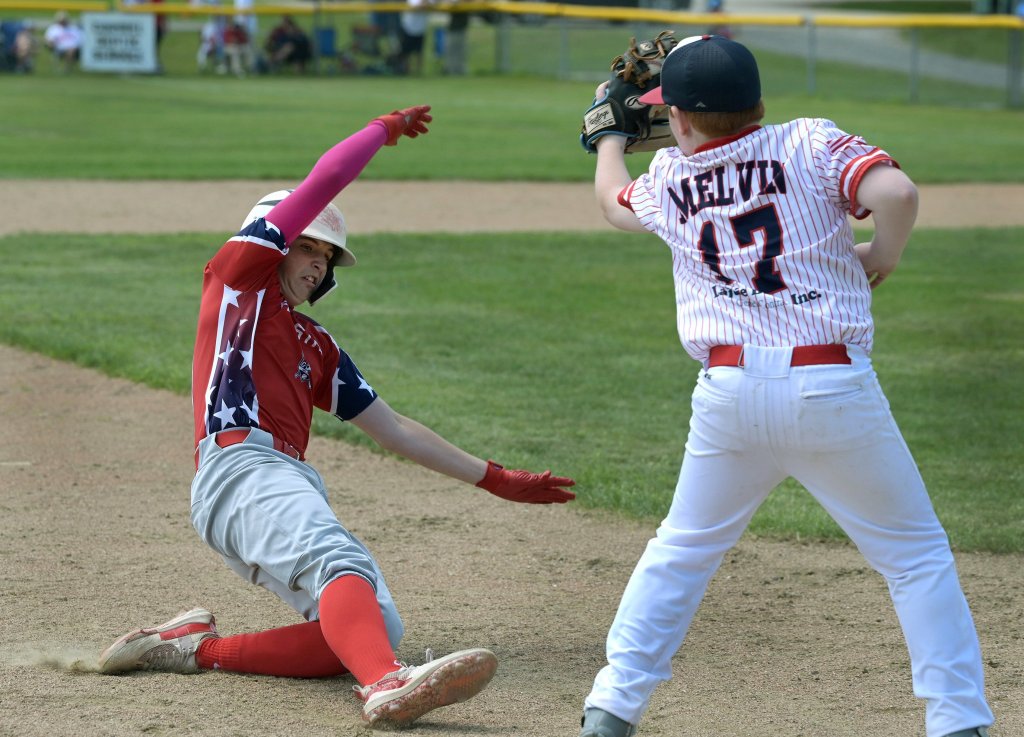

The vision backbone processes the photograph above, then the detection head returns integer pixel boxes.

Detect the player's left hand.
[580,30,677,154]
[854,241,898,289]
[373,105,432,146]
[476,460,576,504]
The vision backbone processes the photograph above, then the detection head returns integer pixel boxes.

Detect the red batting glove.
[372,105,433,146]
[475,460,576,505]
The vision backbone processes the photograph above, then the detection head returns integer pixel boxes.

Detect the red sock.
[196,620,348,678]
[318,574,399,686]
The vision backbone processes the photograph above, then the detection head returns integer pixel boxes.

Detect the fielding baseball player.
[578,36,993,737]
[95,106,576,729]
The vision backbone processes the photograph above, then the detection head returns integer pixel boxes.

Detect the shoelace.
[354,648,437,699]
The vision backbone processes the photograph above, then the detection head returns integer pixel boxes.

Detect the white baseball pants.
[585,345,993,737]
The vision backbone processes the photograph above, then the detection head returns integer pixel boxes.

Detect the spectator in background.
[264,15,312,74]
[397,0,430,75]
[370,0,400,58]
[1,18,36,73]
[152,0,167,71]
[44,11,82,73]
[223,19,252,76]
[232,0,257,67]
[14,20,36,72]
[706,0,732,38]
[191,0,227,73]
[442,3,468,76]
[197,15,226,73]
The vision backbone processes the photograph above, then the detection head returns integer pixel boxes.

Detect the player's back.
[628,118,894,360]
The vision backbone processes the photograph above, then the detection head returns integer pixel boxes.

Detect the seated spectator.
[44,10,82,73]
[442,4,468,76]
[197,16,226,73]
[396,0,430,75]
[223,19,252,77]
[14,20,37,73]
[1,19,23,71]
[369,2,400,54]
[264,15,311,73]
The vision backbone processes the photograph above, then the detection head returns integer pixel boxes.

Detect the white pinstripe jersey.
[620,118,896,364]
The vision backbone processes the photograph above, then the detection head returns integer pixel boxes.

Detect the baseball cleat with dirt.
[355,648,498,728]
[98,608,219,674]
[579,707,638,737]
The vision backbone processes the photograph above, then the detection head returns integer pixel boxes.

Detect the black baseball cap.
[638,35,761,112]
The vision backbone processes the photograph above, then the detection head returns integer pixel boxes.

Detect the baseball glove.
[580,30,677,154]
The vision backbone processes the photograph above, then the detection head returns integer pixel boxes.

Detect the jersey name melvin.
[668,158,786,225]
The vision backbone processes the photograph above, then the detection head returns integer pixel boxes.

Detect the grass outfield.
[0,227,1020,553]
[1,72,1022,182]
[1,43,1020,553]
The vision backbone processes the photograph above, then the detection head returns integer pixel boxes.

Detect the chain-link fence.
[444,8,1022,107]
[2,1,1021,107]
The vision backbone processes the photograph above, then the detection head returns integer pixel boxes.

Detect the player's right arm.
[852,164,918,289]
[349,398,489,485]
[208,107,431,287]
[266,106,432,245]
[594,136,646,233]
[348,399,576,503]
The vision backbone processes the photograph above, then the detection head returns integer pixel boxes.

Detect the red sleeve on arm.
[266,122,390,243]
[843,151,898,220]
[617,181,637,212]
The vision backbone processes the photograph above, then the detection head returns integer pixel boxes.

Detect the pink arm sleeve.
[266,121,389,244]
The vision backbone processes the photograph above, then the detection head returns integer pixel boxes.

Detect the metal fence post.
[1009,28,1023,108]
[806,19,816,96]
[909,26,920,103]
[312,1,322,74]
[495,10,511,74]
[559,16,570,80]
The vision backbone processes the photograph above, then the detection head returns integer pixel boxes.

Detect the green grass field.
[808,1,1010,61]
[0,47,1021,554]
[1,227,1021,553]
[1,73,1022,181]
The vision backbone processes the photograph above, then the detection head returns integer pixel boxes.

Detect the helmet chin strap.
[308,269,338,305]
[244,189,354,304]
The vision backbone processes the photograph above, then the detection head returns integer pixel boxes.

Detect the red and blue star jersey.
[191,216,377,455]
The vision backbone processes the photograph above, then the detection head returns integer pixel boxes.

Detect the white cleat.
[355,648,498,728]
[98,608,219,674]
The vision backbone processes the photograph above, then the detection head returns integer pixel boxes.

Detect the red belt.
[195,428,304,470]
[707,344,851,368]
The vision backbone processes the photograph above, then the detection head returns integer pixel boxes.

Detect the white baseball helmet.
[242,189,356,305]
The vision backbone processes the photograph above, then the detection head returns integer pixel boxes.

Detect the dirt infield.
[3,180,1024,236]
[0,181,1021,737]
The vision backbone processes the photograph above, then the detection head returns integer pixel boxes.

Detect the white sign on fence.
[81,12,157,73]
